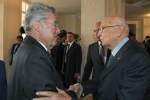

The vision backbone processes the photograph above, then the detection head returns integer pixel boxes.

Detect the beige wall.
[0,1,4,60]
[126,18,150,42]
[81,0,125,79]
[81,0,105,79]
[58,14,81,36]
[126,19,143,42]
[1,0,21,80]
[143,18,150,39]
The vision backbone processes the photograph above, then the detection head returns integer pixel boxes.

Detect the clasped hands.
[67,83,83,98]
[32,83,82,100]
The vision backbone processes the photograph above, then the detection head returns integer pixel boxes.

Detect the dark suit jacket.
[82,42,105,82]
[0,60,7,100]
[8,36,77,100]
[51,43,65,72]
[10,43,21,65]
[82,39,150,100]
[62,42,82,76]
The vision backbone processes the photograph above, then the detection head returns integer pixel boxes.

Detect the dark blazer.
[62,42,82,76]
[8,36,76,100]
[82,39,150,100]
[82,42,105,82]
[0,60,7,100]
[51,43,65,72]
[10,43,21,65]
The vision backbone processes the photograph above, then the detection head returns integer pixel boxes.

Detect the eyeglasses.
[99,25,119,32]
[45,22,59,28]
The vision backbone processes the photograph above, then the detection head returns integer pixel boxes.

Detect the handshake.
[32,83,83,100]
[67,83,83,99]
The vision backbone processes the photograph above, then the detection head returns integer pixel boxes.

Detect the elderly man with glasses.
[33,16,150,100]
[8,2,77,100]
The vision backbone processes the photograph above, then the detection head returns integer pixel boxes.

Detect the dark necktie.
[65,44,70,62]
[106,54,113,68]
[99,44,104,64]
[66,44,70,53]
[56,45,59,53]
[13,44,19,55]
[47,51,55,66]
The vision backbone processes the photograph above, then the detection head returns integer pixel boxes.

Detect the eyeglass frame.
[44,21,59,28]
[99,25,119,32]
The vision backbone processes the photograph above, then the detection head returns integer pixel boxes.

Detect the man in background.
[82,22,110,100]
[62,32,82,88]
[10,35,23,65]
[51,34,65,81]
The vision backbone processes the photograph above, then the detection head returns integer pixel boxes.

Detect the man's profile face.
[93,25,100,41]
[40,12,60,48]
[99,18,118,48]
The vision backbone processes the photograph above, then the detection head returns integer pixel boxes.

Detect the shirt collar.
[68,41,74,47]
[111,37,129,57]
[98,41,101,46]
[37,41,47,51]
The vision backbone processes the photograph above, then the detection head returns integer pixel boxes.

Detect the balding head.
[93,22,101,41]
[98,16,129,50]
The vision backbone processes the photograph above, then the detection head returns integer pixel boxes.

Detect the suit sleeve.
[81,77,99,97]
[117,53,150,100]
[23,51,59,98]
[82,46,93,82]
[0,61,7,99]
[10,44,15,56]
[75,45,82,74]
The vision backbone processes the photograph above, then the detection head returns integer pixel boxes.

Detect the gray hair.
[23,2,55,32]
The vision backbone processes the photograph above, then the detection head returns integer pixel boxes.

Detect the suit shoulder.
[0,60,4,65]
[89,42,97,47]
[74,42,81,47]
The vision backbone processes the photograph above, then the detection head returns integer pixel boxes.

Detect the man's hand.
[74,73,79,78]
[68,83,82,99]
[32,87,72,100]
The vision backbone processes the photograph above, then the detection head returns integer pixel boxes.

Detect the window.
[21,1,29,38]
[22,1,29,26]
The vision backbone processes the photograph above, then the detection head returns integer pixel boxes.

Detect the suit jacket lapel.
[67,42,74,53]
[24,35,46,52]
[100,40,133,80]
[24,35,55,67]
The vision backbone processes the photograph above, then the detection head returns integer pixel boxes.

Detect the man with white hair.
[33,16,150,100]
[8,2,76,100]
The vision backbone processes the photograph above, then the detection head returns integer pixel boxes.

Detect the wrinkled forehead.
[101,17,116,26]
[93,22,101,29]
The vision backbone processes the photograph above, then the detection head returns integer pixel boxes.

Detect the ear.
[117,26,123,37]
[33,20,41,33]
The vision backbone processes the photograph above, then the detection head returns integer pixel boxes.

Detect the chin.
[101,42,105,46]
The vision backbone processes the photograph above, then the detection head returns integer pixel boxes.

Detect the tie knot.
[67,44,70,48]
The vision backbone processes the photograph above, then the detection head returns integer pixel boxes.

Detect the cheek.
[103,34,110,42]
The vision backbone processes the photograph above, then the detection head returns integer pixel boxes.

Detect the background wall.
[0,1,4,60]
[144,18,150,39]
[1,0,21,80]
[58,14,81,37]
[126,19,143,41]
